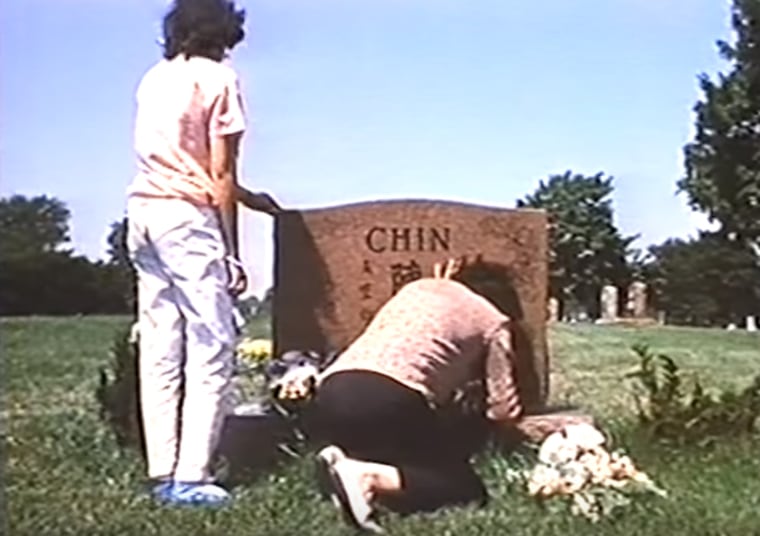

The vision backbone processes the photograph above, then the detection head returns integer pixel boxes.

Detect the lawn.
[3,316,760,536]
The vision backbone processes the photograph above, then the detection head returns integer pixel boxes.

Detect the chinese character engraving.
[359,282,372,300]
[390,260,423,294]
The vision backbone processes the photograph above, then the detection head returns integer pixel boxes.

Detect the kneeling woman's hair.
[162,0,246,61]
[455,258,524,320]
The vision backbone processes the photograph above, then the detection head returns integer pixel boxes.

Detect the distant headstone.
[626,281,648,318]
[547,297,560,323]
[273,200,550,410]
[597,285,619,323]
[747,316,758,332]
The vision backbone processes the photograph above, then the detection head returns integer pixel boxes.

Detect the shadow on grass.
[216,413,308,486]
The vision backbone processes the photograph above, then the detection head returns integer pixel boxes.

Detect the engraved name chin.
[364,226,451,253]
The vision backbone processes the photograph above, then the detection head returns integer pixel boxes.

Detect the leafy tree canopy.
[679,0,760,251]
[645,233,760,326]
[0,195,132,315]
[0,194,71,260]
[517,171,635,315]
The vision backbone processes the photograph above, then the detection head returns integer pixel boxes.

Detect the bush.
[626,343,760,445]
[95,326,145,456]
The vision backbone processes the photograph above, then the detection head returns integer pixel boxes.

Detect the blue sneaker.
[150,480,173,499]
[155,482,231,507]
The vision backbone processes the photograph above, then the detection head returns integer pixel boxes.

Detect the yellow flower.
[236,338,272,363]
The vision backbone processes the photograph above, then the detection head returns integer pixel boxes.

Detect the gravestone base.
[497,409,596,445]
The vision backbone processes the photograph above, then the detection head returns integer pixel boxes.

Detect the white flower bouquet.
[517,423,667,522]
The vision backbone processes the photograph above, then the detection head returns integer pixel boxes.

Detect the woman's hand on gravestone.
[433,257,465,279]
[225,256,248,296]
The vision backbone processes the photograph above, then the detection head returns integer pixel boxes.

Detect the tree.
[106,218,131,269]
[105,218,137,314]
[0,194,71,260]
[645,233,760,326]
[0,195,132,316]
[517,171,636,318]
[679,0,760,253]
[0,251,131,315]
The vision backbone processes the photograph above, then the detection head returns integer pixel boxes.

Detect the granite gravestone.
[597,285,619,323]
[273,200,550,410]
[547,297,560,323]
[626,281,648,319]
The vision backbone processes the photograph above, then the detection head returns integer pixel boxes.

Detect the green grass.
[4,317,760,535]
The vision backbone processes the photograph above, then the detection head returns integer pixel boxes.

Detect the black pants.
[311,371,490,515]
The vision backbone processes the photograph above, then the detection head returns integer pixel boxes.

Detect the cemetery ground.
[4,316,760,536]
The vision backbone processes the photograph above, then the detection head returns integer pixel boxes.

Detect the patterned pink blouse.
[319,278,522,422]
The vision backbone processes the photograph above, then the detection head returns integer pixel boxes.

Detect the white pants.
[126,196,236,483]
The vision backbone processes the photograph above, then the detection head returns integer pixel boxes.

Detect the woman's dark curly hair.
[454,256,524,320]
[162,0,246,61]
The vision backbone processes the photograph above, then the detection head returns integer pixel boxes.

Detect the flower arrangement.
[512,423,666,522]
[228,337,275,411]
[235,337,273,366]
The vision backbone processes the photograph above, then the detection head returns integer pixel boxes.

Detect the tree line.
[518,0,760,325]
[0,195,134,316]
[2,0,758,325]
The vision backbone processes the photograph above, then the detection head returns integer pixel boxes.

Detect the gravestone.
[273,200,550,410]
[547,297,560,323]
[626,281,648,318]
[597,285,619,323]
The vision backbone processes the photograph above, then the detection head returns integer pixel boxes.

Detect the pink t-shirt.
[128,56,246,206]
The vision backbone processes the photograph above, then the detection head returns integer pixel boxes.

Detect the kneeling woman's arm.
[484,322,523,422]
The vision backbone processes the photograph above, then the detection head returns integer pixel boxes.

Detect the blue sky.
[1,0,731,296]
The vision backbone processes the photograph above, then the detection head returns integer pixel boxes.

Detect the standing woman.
[126,0,249,506]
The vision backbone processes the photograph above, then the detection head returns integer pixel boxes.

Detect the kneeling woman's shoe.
[315,446,383,534]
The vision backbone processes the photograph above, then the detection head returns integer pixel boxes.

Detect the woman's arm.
[484,323,523,422]
[235,185,282,215]
[211,131,247,295]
